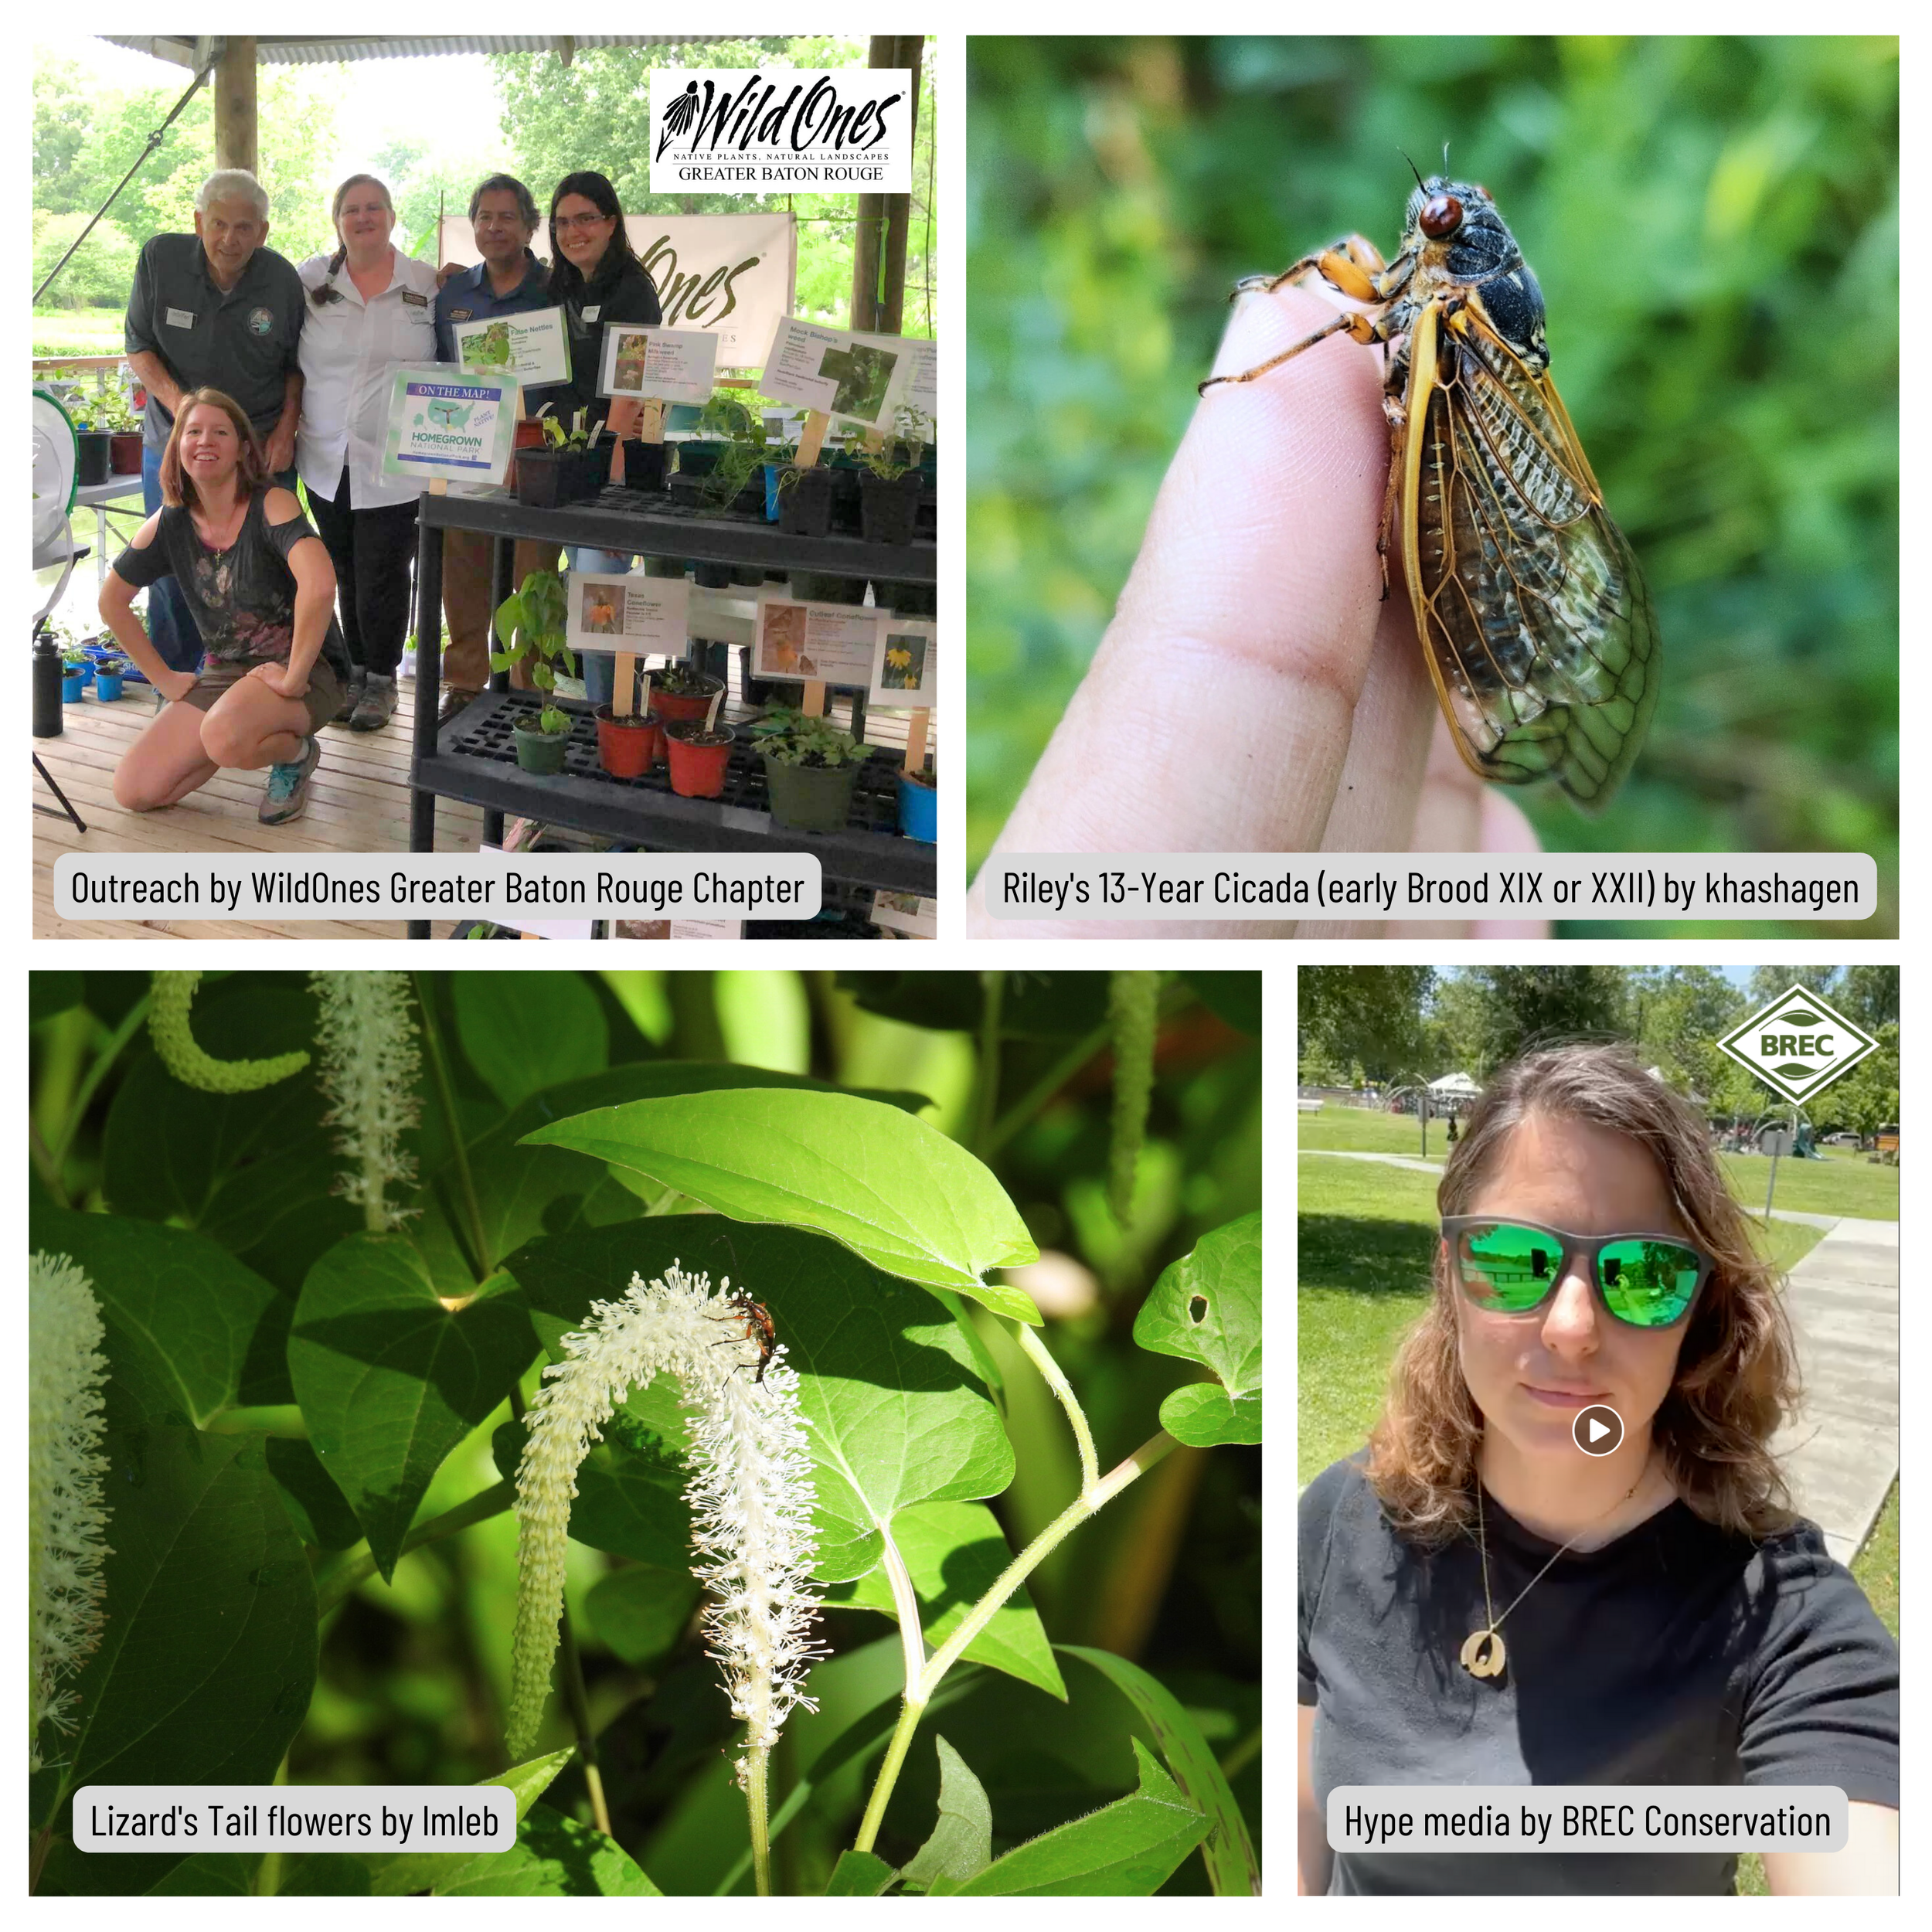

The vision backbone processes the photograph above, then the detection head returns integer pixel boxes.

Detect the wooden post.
[793,408,832,717]
[213,38,257,178]
[901,708,928,776]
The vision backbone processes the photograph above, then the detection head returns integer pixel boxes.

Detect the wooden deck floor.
[33,673,934,942]
[33,681,485,940]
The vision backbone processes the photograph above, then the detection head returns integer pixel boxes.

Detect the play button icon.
[1574,1404,1624,1457]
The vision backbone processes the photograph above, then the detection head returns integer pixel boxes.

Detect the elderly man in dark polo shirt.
[432,172,566,725]
[124,169,306,673]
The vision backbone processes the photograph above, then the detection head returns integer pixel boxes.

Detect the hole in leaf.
[1188,1294,1209,1324]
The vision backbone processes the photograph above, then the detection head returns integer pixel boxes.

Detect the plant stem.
[556,1608,613,1838]
[852,1694,927,1855]
[972,970,1005,1158]
[1014,1319,1099,1495]
[29,1121,69,1209]
[47,993,151,1175]
[852,1429,1180,1855]
[878,1522,928,1694]
[314,1478,516,1617]
[29,1825,51,1894]
[743,1744,776,1894]
[413,972,492,1277]
[984,1019,1110,1158]
[1219,1723,1263,1783]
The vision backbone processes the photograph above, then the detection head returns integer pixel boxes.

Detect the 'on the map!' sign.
[381,370,518,485]
[1716,983,1879,1106]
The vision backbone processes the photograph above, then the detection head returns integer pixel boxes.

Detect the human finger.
[968,280,1393,938]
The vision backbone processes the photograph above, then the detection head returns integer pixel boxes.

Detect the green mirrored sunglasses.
[1440,1216,1712,1330]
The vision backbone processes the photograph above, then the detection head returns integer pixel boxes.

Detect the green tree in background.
[1300,967,1435,1085]
[968,38,1898,935]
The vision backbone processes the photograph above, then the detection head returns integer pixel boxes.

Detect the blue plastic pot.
[95,669,125,701]
[897,770,937,842]
[62,672,85,702]
[763,463,783,521]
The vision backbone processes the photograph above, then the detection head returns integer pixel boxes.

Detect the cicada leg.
[1201,238,1410,397]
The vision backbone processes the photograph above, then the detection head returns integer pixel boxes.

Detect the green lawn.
[1298,1108,1898,1222]
[1298,1156,1825,1487]
[33,307,126,359]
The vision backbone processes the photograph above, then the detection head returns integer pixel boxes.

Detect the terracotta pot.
[665,721,733,798]
[109,432,144,474]
[595,706,662,777]
[652,674,726,723]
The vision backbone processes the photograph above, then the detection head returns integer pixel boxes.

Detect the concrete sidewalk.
[1299,1151,1900,1560]
[1768,1216,1900,1564]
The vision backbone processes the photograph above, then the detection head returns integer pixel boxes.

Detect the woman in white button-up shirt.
[296,174,440,732]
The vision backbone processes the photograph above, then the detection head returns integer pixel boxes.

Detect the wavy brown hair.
[1366,1042,1800,1545]
[158,389,268,510]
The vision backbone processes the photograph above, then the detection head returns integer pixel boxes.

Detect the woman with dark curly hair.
[1298,1044,1897,1896]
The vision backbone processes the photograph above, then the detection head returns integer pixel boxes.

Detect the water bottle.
[32,634,64,738]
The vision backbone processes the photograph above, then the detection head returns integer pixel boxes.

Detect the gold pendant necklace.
[1462,1466,1643,1684]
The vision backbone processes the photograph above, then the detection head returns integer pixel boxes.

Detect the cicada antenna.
[1400,148,1426,194]
[1441,139,1452,175]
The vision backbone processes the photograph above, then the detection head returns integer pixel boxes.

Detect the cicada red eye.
[1420,194,1464,239]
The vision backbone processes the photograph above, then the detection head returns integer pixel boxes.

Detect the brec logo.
[1716,983,1879,1107]
[650,70,911,195]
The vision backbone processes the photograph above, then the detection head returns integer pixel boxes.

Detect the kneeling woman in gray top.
[100,387,352,825]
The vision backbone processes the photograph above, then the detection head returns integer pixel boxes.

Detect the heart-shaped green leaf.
[491,1417,691,1568]
[583,1566,703,1668]
[30,1206,294,1425]
[450,972,609,1111]
[825,1849,899,1896]
[1159,1383,1261,1448]
[1059,1646,1259,1896]
[1134,1213,1260,1399]
[823,1501,1064,1696]
[941,1738,1207,1896]
[505,1219,1015,1581]
[522,1090,1040,1317]
[289,1236,536,1579]
[902,1735,994,1889]
[31,1427,318,1839]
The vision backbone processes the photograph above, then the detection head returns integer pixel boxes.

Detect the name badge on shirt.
[165,306,196,329]
[401,290,429,308]
[582,306,601,322]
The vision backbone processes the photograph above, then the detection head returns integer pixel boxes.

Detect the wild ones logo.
[650,70,910,192]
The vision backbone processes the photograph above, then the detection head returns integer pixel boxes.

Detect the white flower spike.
[310,971,421,1232]
[509,1263,824,1779]
[30,1253,112,1770]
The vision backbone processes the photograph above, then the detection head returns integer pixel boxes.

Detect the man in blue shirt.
[434,173,566,723]
[124,169,305,672]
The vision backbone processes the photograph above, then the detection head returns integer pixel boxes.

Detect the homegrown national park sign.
[380,369,517,485]
[1716,983,1879,1107]
[437,213,796,369]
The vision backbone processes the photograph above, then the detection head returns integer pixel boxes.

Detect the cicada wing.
[1402,302,1661,810]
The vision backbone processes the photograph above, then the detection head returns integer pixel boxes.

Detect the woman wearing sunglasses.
[1298,1044,1897,1896]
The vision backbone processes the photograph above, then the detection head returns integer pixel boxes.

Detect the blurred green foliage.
[968,36,1897,934]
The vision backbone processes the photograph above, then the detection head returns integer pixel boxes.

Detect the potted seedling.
[670,396,774,517]
[594,664,663,778]
[750,704,874,832]
[100,386,145,474]
[61,650,89,702]
[515,407,607,509]
[93,653,128,702]
[857,405,931,545]
[665,688,734,798]
[492,568,577,773]
[897,759,937,841]
[651,659,726,725]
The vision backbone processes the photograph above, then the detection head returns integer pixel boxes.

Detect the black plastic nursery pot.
[623,441,668,492]
[775,465,835,538]
[75,430,113,488]
[764,754,862,832]
[859,471,922,545]
[516,447,605,509]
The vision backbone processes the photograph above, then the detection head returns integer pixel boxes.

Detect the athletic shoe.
[349,672,398,733]
[333,665,366,723]
[260,736,321,824]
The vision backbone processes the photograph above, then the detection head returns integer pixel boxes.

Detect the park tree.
[1631,966,1745,1101]
[1812,1023,1899,1143]
[1464,968,1631,1070]
[1835,965,1899,1031]
[1299,968,1434,1086]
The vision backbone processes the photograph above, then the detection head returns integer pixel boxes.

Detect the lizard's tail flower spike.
[30,1253,112,1770]
[149,971,310,1093]
[509,1263,824,1780]
[310,972,421,1232]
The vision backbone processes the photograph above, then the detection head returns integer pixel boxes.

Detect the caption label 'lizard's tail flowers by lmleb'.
[310,971,421,1232]
[30,1253,112,1770]
[509,1263,825,1780]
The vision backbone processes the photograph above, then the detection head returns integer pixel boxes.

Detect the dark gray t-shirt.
[1299,1456,1898,1895]
[124,235,307,451]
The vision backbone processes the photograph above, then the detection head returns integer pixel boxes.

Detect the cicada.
[1202,172,1659,810]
